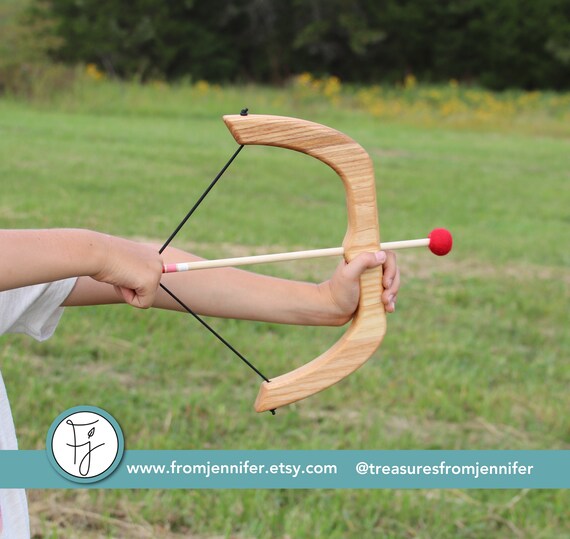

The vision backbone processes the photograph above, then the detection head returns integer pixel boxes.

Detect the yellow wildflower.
[194,80,210,94]
[85,63,104,81]
[404,74,417,90]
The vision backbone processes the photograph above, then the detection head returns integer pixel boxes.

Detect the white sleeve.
[0,279,77,341]
[0,280,73,539]
[0,371,31,537]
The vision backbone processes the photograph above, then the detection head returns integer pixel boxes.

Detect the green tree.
[0,0,65,95]
[34,0,240,80]
[26,0,570,89]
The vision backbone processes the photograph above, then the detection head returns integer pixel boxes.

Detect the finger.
[382,251,398,289]
[383,264,400,296]
[343,251,386,282]
[117,285,155,309]
[382,267,400,313]
[115,285,135,306]
[133,287,156,309]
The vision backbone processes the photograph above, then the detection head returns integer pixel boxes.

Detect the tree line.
[28,0,570,90]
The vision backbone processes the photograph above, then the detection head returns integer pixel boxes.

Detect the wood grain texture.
[223,114,386,412]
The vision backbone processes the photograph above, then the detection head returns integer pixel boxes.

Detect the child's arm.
[64,244,400,326]
[0,229,163,309]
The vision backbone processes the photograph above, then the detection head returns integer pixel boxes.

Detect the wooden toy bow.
[160,114,385,413]
[223,114,386,412]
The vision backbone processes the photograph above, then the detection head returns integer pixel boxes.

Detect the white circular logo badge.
[46,406,124,483]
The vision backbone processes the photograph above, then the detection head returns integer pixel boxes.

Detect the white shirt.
[0,279,76,539]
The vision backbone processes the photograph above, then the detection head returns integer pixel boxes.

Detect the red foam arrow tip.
[428,228,453,256]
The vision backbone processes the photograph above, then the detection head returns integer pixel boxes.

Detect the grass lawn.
[0,81,568,538]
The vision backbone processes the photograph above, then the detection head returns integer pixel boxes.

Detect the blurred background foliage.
[1,0,569,94]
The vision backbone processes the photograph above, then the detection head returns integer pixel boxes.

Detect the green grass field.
[0,80,568,538]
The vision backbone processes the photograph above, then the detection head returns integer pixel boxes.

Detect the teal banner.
[0,450,568,489]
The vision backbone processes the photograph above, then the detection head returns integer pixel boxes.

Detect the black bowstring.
[159,144,244,255]
[158,121,275,413]
[159,282,270,383]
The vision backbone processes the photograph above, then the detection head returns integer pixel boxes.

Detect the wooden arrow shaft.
[162,238,430,273]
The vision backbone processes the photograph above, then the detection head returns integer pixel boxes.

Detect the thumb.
[343,251,386,282]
